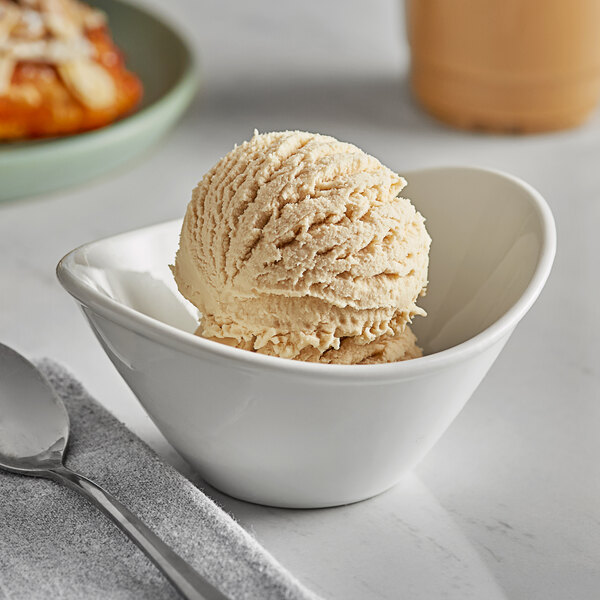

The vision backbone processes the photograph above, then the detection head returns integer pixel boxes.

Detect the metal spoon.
[0,343,228,600]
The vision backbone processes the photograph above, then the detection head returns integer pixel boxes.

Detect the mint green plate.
[0,0,198,202]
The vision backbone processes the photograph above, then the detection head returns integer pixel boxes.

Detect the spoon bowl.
[0,344,68,474]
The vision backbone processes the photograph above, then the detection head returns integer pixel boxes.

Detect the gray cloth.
[0,360,319,600]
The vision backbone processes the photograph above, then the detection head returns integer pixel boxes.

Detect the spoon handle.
[47,465,228,600]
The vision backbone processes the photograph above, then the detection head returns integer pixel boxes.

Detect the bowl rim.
[56,166,556,382]
[0,0,199,165]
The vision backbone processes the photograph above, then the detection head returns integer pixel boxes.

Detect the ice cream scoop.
[203,326,422,364]
[173,131,431,363]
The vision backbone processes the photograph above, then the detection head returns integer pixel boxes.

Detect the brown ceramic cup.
[406,0,600,133]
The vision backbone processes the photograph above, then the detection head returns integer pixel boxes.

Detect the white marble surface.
[1,1,599,598]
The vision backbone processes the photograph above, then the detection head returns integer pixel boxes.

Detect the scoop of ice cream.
[173,130,431,361]
[204,325,422,364]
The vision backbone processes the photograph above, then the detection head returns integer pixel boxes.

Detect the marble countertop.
[1,1,598,598]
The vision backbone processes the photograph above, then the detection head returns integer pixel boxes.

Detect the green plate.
[0,0,198,202]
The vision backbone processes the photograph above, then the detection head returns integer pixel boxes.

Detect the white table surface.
[1,1,599,598]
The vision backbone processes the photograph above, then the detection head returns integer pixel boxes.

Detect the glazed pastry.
[0,0,142,139]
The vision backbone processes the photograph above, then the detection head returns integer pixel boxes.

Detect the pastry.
[0,0,142,139]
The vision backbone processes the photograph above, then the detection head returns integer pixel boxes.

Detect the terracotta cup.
[406,0,600,133]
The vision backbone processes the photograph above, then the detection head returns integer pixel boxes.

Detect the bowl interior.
[62,168,547,356]
[408,168,545,353]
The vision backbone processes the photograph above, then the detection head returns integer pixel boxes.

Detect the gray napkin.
[0,360,318,600]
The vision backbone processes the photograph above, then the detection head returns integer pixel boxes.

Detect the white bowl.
[57,167,556,508]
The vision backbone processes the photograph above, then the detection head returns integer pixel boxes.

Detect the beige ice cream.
[173,130,431,363]
[203,327,423,364]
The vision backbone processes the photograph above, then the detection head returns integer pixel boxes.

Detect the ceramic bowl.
[0,0,198,202]
[57,167,556,508]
